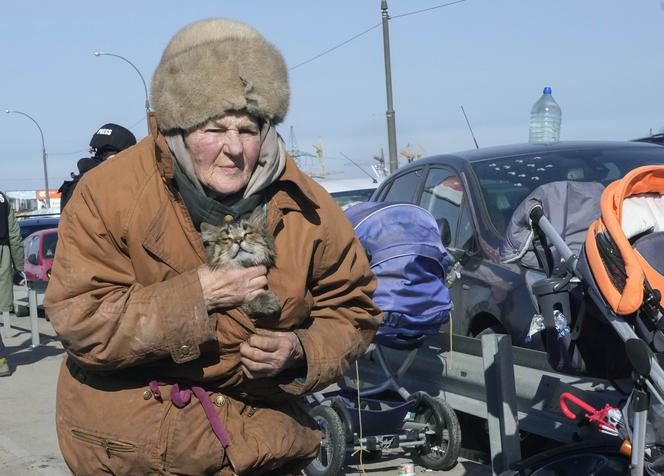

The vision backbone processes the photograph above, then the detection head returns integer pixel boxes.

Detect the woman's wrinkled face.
[184,111,262,196]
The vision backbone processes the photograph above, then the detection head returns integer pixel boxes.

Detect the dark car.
[18,216,60,240]
[633,133,664,146]
[371,141,664,345]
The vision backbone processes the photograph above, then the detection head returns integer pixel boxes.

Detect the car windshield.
[471,145,664,235]
[42,232,58,259]
[331,188,376,208]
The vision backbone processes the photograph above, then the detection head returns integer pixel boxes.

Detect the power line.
[391,0,468,19]
[49,148,88,156]
[289,23,381,71]
[1,176,70,182]
[127,114,147,131]
[289,0,469,71]
[48,114,145,156]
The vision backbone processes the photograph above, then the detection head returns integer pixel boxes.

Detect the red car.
[23,227,58,283]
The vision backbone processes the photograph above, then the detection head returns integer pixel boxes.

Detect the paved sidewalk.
[0,314,490,476]
[0,314,68,476]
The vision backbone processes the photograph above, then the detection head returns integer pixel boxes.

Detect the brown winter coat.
[44,120,381,475]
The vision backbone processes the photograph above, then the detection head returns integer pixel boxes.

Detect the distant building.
[5,189,61,216]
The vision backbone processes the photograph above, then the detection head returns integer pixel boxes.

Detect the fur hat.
[151,18,290,133]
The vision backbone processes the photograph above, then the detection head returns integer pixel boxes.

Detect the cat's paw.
[242,290,281,318]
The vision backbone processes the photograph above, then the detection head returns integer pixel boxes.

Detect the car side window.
[456,201,477,252]
[33,236,41,259]
[381,169,423,203]
[28,236,39,259]
[419,168,472,250]
[43,233,58,258]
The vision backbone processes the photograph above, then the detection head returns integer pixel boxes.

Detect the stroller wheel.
[498,441,629,475]
[409,392,461,471]
[304,405,346,476]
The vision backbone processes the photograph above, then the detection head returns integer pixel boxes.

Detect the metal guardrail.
[481,334,522,475]
[348,332,625,446]
[6,283,46,347]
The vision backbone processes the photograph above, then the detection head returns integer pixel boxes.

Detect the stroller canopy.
[500,181,605,272]
[585,165,664,316]
[345,202,452,349]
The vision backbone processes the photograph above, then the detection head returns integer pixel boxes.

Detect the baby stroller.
[500,166,664,475]
[304,202,461,476]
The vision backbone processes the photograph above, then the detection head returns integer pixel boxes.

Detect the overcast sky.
[1,0,663,191]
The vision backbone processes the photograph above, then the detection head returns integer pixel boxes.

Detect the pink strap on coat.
[148,380,231,448]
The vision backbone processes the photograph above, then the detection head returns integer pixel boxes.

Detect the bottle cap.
[543,86,552,94]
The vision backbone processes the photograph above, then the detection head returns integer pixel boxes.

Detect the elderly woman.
[45,18,380,475]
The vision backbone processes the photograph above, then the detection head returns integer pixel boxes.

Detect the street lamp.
[4,110,50,208]
[93,51,151,115]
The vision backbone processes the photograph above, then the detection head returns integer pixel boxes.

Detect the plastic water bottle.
[525,313,545,343]
[553,309,570,338]
[529,86,562,144]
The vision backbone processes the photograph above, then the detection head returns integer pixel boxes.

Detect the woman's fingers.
[198,264,269,310]
[240,331,305,379]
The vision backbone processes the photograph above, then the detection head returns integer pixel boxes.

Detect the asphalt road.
[0,314,491,476]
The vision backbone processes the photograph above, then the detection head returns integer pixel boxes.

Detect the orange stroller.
[502,166,664,475]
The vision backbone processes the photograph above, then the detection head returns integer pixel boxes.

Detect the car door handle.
[461,284,471,290]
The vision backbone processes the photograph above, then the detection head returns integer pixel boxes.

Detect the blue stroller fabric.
[345,202,452,349]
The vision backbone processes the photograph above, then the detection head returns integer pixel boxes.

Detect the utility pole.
[381,0,399,174]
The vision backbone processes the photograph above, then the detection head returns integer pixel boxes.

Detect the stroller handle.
[560,392,596,420]
[560,392,621,438]
[529,205,578,275]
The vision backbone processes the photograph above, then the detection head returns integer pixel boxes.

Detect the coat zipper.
[71,429,136,457]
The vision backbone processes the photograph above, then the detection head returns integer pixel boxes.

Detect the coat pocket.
[70,428,137,457]
[226,398,322,474]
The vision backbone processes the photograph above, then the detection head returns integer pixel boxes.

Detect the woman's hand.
[197,264,268,311]
[240,329,305,379]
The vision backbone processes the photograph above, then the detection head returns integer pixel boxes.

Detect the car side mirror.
[28,254,38,266]
[438,218,452,248]
[447,246,471,265]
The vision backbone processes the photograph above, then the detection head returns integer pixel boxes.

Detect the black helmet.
[89,123,137,157]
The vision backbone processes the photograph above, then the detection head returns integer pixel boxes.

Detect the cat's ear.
[200,222,218,243]
[248,207,266,227]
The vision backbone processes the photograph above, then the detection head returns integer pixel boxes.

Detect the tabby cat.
[200,207,280,318]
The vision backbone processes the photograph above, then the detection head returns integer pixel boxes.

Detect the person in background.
[45,18,380,475]
[58,123,137,210]
[0,191,25,377]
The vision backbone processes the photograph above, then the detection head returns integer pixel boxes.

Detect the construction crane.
[399,143,425,163]
[371,149,389,180]
[287,127,340,178]
[312,142,325,178]
[287,126,317,171]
